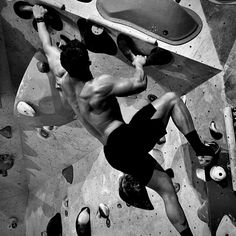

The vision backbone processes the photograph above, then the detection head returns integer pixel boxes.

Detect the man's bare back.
[60,74,131,145]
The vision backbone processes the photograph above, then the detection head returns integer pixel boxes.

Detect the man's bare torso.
[59,73,124,145]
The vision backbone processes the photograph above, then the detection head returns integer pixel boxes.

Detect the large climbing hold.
[210,166,226,181]
[97,0,202,45]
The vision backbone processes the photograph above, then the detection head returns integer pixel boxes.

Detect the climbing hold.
[0,126,12,139]
[65,210,68,217]
[41,231,47,236]
[166,168,174,178]
[77,18,117,55]
[173,182,180,193]
[117,34,142,62]
[119,174,154,210]
[98,203,110,219]
[181,95,186,104]
[210,166,226,181]
[97,203,111,228]
[62,165,73,184]
[17,101,36,117]
[197,200,208,223]
[157,136,166,145]
[37,61,50,73]
[196,168,206,182]
[8,217,18,229]
[36,128,50,139]
[46,213,62,236]
[209,121,223,140]
[145,47,173,66]
[147,94,157,102]
[0,154,14,176]
[62,196,69,209]
[75,207,91,235]
[13,1,34,19]
[32,6,63,32]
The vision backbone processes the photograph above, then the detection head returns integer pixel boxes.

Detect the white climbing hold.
[196,168,206,182]
[16,101,36,117]
[210,166,226,181]
[98,203,110,218]
[181,95,186,104]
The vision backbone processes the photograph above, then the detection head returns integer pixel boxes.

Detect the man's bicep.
[111,78,134,96]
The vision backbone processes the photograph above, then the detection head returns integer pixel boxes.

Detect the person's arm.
[33,5,65,78]
[93,55,147,101]
[111,55,147,96]
[32,5,52,55]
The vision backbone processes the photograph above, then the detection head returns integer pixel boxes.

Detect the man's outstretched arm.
[111,55,147,96]
[32,5,52,54]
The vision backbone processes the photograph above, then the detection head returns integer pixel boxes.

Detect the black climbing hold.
[0,126,12,139]
[13,1,34,19]
[119,174,154,210]
[46,213,62,236]
[147,94,157,102]
[145,47,173,66]
[39,128,50,139]
[77,0,92,2]
[117,34,143,62]
[62,165,73,184]
[77,18,117,55]
[165,168,175,178]
[32,6,63,32]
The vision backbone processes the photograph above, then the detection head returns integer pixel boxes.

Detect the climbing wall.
[0,15,27,236]
[1,0,236,236]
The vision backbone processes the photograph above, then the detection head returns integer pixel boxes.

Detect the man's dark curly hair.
[60,39,91,81]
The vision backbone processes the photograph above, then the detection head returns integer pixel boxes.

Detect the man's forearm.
[37,22,52,48]
[133,66,147,90]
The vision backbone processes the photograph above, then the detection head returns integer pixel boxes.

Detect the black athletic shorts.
[104,103,166,186]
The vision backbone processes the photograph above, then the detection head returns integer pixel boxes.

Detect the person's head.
[60,39,91,81]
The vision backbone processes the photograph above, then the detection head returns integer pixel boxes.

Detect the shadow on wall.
[0,0,36,92]
[200,0,236,66]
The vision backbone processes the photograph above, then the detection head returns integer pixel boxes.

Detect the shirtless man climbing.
[33,5,219,236]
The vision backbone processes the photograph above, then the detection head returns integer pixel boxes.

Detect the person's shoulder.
[96,74,113,82]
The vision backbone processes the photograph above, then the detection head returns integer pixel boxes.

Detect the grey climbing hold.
[0,126,12,139]
[62,165,73,184]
